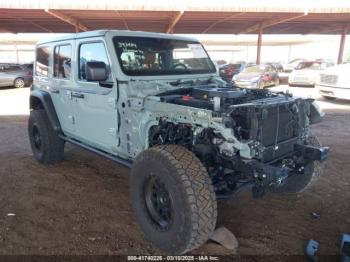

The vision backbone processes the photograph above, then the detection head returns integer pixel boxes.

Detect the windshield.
[296,62,321,70]
[113,36,216,76]
[289,58,304,64]
[242,65,265,73]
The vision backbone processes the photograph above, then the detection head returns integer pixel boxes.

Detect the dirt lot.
[0,86,349,257]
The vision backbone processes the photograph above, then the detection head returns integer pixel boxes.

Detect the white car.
[317,63,350,100]
[283,58,306,73]
[288,61,333,87]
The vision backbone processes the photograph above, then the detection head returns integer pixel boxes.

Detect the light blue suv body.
[29,30,328,254]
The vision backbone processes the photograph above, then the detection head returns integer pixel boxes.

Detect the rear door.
[0,66,8,87]
[0,65,16,86]
[72,39,119,153]
[46,42,76,134]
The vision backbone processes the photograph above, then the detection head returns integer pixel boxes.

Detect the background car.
[288,60,334,87]
[0,64,33,88]
[317,63,350,100]
[232,64,279,89]
[219,63,246,82]
[268,62,284,73]
[21,63,34,72]
[283,58,307,73]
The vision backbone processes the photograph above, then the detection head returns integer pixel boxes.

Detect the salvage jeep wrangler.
[29,30,328,254]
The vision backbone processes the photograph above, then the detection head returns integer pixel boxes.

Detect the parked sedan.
[0,64,33,88]
[317,63,350,100]
[219,63,245,82]
[283,58,306,73]
[288,61,333,87]
[232,64,279,89]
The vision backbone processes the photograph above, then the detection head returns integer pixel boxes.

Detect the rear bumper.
[317,84,350,100]
[24,79,33,86]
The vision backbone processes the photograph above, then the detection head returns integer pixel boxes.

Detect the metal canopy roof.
[0,1,350,34]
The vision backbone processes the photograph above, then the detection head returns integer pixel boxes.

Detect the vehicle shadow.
[0,85,30,90]
[318,97,350,105]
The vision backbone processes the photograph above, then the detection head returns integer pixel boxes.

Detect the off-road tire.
[28,109,64,164]
[271,134,322,194]
[129,145,217,254]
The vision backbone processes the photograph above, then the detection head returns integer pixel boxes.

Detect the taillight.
[27,71,32,76]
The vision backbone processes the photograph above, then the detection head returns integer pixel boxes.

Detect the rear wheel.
[129,145,217,254]
[14,78,25,88]
[271,134,321,194]
[28,110,64,164]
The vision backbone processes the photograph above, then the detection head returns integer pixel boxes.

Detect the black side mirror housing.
[85,61,108,82]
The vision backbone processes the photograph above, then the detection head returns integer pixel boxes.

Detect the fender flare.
[30,90,62,133]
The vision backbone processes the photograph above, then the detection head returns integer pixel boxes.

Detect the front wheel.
[129,145,217,254]
[14,77,25,88]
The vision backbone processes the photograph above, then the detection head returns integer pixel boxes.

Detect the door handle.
[51,89,59,94]
[71,92,85,99]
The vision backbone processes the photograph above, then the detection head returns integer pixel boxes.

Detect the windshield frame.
[113,36,216,76]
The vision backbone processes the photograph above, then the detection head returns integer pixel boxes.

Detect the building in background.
[0,33,348,64]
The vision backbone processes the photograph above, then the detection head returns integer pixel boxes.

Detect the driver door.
[72,39,119,153]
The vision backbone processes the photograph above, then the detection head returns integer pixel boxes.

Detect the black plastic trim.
[30,90,62,133]
[60,135,133,168]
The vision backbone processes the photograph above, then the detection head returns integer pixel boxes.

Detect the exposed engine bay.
[156,84,272,112]
[148,84,329,198]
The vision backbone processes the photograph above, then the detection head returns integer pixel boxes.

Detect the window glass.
[79,42,110,81]
[3,66,22,72]
[113,36,216,76]
[54,45,72,79]
[242,65,265,73]
[35,46,50,77]
[296,62,321,70]
[267,66,274,72]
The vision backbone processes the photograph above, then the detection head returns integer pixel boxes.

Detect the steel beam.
[239,13,307,34]
[256,24,263,65]
[166,11,184,34]
[338,26,348,64]
[115,10,129,30]
[201,13,245,33]
[0,26,16,34]
[45,9,88,32]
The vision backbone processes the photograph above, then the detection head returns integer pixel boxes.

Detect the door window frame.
[53,43,73,81]
[35,45,50,78]
[76,40,114,88]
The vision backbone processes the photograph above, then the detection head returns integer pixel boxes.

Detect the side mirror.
[85,61,108,82]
